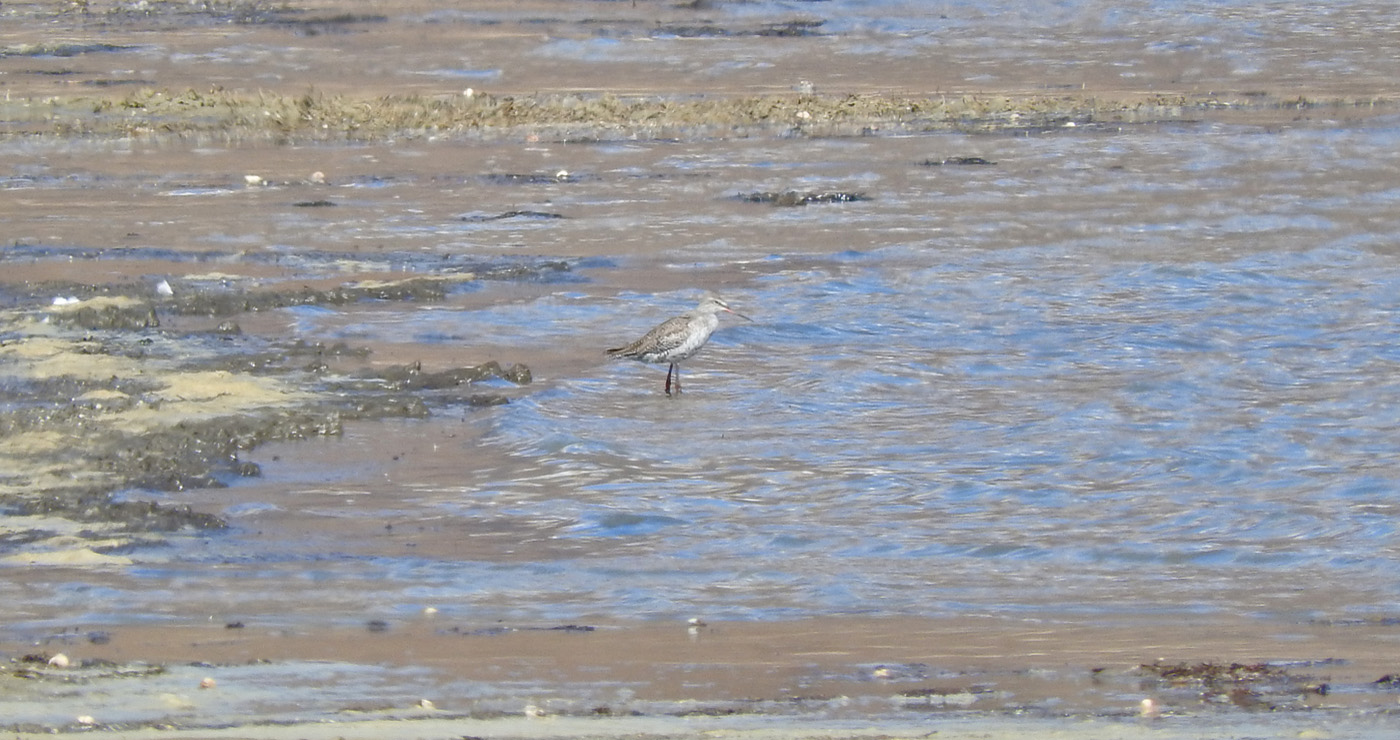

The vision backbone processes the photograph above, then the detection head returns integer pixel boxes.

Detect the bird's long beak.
[727,308,753,322]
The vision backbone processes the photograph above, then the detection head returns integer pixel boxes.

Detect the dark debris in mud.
[276,13,390,36]
[10,654,167,683]
[356,359,532,392]
[1142,661,1291,685]
[736,190,871,206]
[13,493,227,532]
[0,42,138,59]
[84,0,359,29]
[896,684,997,707]
[1309,616,1400,627]
[47,297,159,330]
[0,373,159,428]
[482,171,584,185]
[5,244,573,284]
[438,623,598,638]
[460,209,566,222]
[171,277,464,316]
[102,412,340,492]
[922,156,997,166]
[11,251,574,324]
[653,19,826,38]
[1137,661,1332,711]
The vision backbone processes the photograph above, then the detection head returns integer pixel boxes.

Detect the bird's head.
[701,296,752,321]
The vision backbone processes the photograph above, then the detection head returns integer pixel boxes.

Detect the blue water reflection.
[439,234,1400,619]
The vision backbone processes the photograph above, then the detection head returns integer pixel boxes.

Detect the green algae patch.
[8,87,1395,143]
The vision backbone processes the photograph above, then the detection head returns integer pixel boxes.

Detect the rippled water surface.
[10,113,1400,630]
[5,0,1400,641]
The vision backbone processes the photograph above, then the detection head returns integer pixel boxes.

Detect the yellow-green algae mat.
[0,302,309,565]
[0,286,527,565]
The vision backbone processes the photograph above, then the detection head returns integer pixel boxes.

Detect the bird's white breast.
[641,312,718,364]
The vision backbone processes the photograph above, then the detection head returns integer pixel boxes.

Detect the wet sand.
[14,715,1400,740]
[7,614,1400,735]
[5,0,1399,100]
[6,0,1400,736]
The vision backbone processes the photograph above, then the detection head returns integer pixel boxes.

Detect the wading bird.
[607,296,751,395]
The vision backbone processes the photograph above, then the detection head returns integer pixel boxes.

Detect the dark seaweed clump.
[31,264,572,327]
[13,493,227,532]
[0,42,136,58]
[359,360,533,392]
[47,300,159,330]
[1138,661,1330,711]
[653,19,825,38]
[460,210,565,222]
[921,156,997,166]
[736,190,870,206]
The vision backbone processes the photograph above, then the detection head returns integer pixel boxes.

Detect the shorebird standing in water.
[607,296,751,395]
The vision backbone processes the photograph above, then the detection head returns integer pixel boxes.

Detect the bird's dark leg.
[664,363,674,395]
[674,365,682,394]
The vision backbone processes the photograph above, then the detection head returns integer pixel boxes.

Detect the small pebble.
[199,677,217,689]
[48,653,70,668]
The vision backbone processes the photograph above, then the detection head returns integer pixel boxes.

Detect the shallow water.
[7,114,1400,631]
[277,123,1400,622]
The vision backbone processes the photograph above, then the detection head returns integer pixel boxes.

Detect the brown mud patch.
[737,190,871,207]
[5,615,1400,734]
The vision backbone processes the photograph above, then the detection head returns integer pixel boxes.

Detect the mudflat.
[4,1,1400,737]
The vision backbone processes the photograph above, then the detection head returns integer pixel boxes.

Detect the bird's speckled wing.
[608,314,696,363]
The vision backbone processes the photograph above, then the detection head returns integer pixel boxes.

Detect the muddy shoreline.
[4,0,1398,144]
[6,614,1400,735]
[10,86,1393,143]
